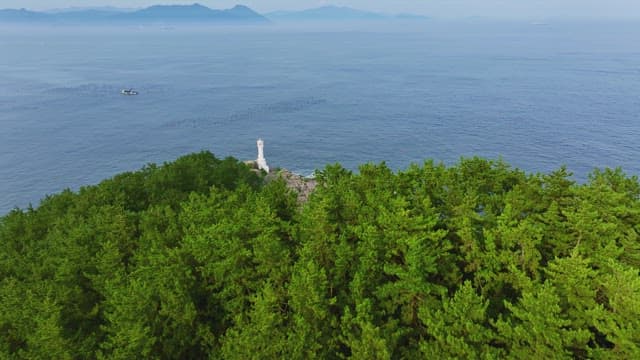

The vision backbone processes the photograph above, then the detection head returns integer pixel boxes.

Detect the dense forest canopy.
[1,151,639,359]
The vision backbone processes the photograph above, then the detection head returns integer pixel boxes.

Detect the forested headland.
[1,151,639,359]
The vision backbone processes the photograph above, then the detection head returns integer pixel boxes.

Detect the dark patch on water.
[161,97,328,129]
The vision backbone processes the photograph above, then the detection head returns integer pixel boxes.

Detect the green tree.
[495,282,579,359]
[419,281,501,359]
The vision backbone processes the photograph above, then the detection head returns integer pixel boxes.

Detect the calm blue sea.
[1,21,639,212]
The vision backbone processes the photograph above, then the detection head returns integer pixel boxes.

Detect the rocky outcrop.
[268,169,317,203]
[245,161,317,203]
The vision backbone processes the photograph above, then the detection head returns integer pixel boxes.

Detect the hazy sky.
[3,0,638,19]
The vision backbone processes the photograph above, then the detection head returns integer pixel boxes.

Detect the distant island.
[0,3,269,24]
[0,4,429,25]
[266,6,429,22]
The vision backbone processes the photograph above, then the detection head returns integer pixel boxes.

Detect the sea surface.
[1,21,639,212]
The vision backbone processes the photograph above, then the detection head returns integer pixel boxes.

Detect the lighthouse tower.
[256,138,270,173]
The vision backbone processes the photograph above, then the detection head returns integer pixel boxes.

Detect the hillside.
[1,151,639,358]
[120,4,267,23]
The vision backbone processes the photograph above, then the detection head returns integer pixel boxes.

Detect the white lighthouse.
[256,138,270,173]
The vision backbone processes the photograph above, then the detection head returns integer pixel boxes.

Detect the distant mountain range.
[266,6,429,21]
[45,6,136,14]
[0,4,269,24]
[0,4,428,25]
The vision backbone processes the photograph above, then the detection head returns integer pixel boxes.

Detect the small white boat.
[121,89,138,96]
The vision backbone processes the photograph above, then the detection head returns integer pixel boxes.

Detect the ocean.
[1,20,639,212]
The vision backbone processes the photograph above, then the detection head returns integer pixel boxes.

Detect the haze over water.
[1,21,639,212]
